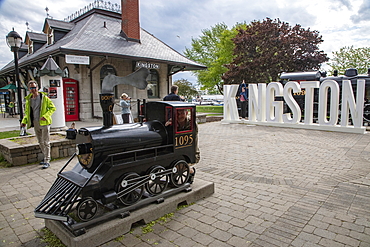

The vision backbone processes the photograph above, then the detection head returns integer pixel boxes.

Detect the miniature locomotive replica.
[34,94,199,234]
[280,68,370,123]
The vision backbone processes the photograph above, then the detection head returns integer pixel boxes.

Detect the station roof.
[0,8,206,75]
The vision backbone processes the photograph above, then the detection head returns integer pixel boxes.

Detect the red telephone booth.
[63,78,79,122]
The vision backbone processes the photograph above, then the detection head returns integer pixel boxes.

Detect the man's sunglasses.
[29,87,37,90]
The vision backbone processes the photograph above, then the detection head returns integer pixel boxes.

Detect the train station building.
[0,0,206,121]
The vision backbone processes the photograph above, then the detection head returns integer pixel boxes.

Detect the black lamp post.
[6,28,23,122]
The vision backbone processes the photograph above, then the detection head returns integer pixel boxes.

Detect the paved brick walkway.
[0,120,370,246]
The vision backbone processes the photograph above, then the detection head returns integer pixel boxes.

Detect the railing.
[64,0,121,22]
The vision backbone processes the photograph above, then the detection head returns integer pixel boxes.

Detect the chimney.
[121,0,140,42]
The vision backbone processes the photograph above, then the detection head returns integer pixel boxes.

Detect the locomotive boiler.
[34,70,198,230]
[279,68,370,123]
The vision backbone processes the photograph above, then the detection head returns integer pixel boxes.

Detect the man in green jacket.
[21,81,56,169]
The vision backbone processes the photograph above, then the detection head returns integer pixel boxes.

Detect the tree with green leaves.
[328,46,370,75]
[174,79,199,99]
[184,23,244,94]
[223,18,329,84]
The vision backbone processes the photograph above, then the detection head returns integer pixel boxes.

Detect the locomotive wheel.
[145,166,168,195]
[116,172,144,206]
[170,160,190,187]
[76,197,98,222]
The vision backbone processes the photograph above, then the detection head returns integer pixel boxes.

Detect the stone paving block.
[173,235,199,247]
[265,226,296,242]
[342,221,365,232]
[208,239,233,247]
[157,229,181,243]
[194,221,217,234]
[177,226,198,238]
[211,220,232,232]
[354,217,370,227]
[319,238,345,247]
[192,232,214,246]
[349,229,370,243]
[334,234,360,246]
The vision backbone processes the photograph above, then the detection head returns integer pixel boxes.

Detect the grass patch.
[0,130,23,139]
[40,228,66,247]
[196,105,223,114]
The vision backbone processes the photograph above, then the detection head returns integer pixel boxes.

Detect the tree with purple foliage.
[223,18,329,84]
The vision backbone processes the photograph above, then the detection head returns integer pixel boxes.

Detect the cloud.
[0,0,369,78]
[334,0,353,10]
[350,0,370,23]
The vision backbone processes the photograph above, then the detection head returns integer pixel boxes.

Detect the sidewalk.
[0,117,370,246]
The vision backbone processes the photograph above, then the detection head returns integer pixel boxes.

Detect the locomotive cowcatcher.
[34,98,198,228]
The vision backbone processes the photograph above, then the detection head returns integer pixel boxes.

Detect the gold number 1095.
[175,134,193,147]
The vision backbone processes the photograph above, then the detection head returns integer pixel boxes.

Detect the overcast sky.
[0,0,369,84]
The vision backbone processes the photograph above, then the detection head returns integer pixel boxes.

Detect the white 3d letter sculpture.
[223,80,366,134]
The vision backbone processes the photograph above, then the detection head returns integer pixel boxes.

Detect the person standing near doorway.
[21,81,56,169]
[120,93,131,123]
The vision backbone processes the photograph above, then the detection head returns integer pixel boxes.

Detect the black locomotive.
[279,68,370,123]
[34,95,198,228]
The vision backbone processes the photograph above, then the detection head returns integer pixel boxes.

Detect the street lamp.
[6,28,23,122]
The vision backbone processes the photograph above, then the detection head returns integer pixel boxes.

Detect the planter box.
[0,133,76,166]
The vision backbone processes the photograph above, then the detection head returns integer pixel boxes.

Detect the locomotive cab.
[145,101,197,164]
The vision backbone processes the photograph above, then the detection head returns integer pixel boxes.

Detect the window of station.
[28,41,33,54]
[47,28,54,45]
[147,69,159,98]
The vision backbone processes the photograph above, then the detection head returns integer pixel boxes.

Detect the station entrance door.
[63,78,79,122]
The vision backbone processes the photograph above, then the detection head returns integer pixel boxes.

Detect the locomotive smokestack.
[100,94,115,127]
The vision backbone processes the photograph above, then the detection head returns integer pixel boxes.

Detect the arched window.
[147,69,159,98]
[100,65,117,97]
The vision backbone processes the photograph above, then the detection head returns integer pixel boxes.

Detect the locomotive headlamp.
[77,143,94,168]
[77,143,93,155]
